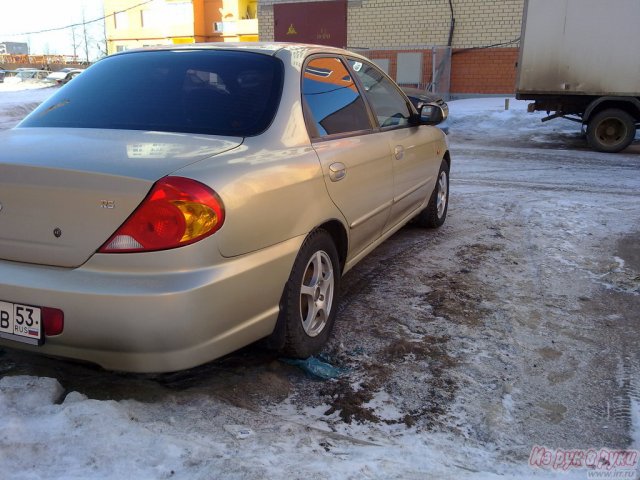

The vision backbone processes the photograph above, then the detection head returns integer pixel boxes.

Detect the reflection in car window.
[348,59,411,128]
[20,50,283,137]
[184,69,229,93]
[303,57,371,137]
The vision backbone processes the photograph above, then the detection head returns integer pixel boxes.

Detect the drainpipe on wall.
[429,0,455,96]
[447,0,455,47]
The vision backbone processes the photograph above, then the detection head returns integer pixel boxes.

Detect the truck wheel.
[587,109,636,153]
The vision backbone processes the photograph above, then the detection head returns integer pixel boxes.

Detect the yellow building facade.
[104,0,258,54]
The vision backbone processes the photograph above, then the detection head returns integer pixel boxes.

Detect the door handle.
[394,145,404,160]
[329,162,346,182]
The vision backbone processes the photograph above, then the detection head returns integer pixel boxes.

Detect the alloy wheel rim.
[436,170,448,218]
[299,250,334,337]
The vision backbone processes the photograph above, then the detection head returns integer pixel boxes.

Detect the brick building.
[258,0,524,96]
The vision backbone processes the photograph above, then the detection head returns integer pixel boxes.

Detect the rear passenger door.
[302,56,394,260]
[348,58,442,231]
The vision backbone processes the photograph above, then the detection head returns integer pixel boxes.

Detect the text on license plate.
[0,301,42,345]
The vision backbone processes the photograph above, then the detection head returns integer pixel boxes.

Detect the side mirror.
[419,103,445,125]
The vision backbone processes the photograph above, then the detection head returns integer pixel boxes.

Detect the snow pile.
[0,375,587,480]
[1,79,54,92]
[447,97,582,146]
[448,97,574,132]
[0,376,198,479]
[0,85,56,129]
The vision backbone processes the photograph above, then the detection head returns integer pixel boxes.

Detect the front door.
[348,58,442,229]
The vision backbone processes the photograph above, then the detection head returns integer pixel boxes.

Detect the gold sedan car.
[0,43,450,372]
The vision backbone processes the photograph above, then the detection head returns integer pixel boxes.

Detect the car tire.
[587,108,636,153]
[279,229,340,358]
[414,159,449,228]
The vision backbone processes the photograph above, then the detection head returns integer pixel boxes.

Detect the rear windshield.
[20,50,284,137]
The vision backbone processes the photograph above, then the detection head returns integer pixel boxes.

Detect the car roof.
[112,42,365,60]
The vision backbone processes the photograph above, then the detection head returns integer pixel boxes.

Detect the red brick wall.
[451,47,519,94]
[357,47,519,95]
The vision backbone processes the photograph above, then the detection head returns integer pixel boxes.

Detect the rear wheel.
[414,159,449,228]
[587,108,636,153]
[279,229,340,358]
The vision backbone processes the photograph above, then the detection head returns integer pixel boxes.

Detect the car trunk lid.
[0,128,241,267]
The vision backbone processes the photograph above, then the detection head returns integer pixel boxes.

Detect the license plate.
[0,301,42,346]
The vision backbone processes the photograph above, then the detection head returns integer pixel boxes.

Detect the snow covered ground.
[0,82,57,129]
[1,88,639,479]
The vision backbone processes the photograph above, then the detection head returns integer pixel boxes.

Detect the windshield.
[17,70,38,79]
[20,50,284,137]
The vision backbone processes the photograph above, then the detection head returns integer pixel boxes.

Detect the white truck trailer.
[516,0,640,152]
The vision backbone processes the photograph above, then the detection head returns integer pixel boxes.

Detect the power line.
[0,0,154,37]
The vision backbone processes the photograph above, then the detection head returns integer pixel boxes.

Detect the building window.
[116,45,127,52]
[114,11,129,30]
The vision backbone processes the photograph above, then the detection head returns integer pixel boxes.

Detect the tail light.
[43,307,64,336]
[99,177,225,253]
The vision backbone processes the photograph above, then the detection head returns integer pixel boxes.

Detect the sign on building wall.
[274,0,347,48]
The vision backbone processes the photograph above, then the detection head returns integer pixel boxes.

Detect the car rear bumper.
[0,236,302,372]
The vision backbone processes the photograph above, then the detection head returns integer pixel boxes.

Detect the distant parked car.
[0,69,5,83]
[45,68,84,85]
[15,69,49,82]
[401,87,450,134]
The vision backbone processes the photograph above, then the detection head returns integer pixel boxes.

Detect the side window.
[302,57,372,138]
[348,59,411,128]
